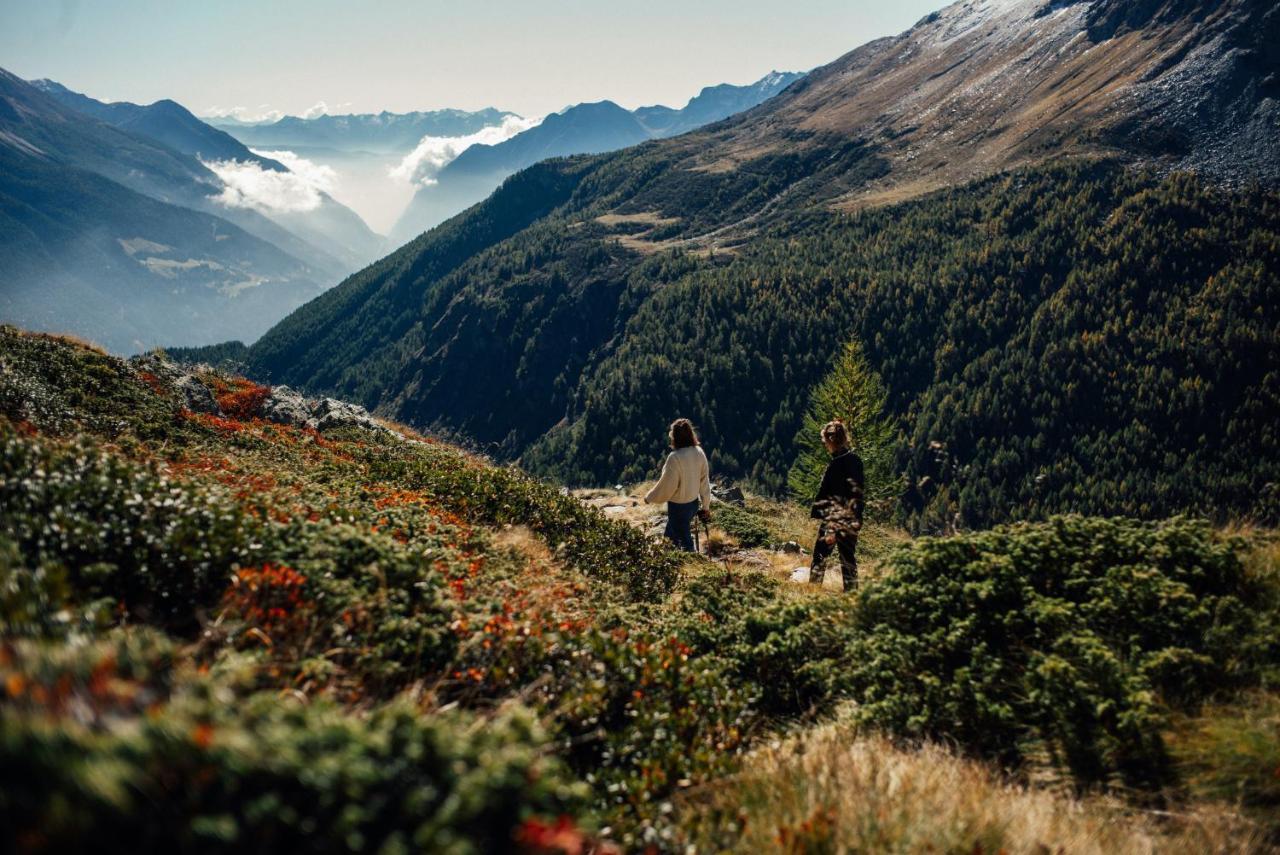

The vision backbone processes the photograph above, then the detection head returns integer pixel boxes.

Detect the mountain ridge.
[387,70,804,243]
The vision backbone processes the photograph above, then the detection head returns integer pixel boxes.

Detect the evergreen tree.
[787,339,897,510]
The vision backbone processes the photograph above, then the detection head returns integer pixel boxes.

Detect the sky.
[0,0,942,119]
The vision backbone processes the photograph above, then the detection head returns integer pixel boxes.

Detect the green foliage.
[544,629,754,846]
[787,338,896,508]
[657,571,858,718]
[846,515,1280,789]
[0,325,180,439]
[710,502,774,548]
[0,634,584,855]
[366,446,679,602]
[0,425,264,633]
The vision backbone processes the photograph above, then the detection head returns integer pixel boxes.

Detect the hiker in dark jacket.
[809,419,865,591]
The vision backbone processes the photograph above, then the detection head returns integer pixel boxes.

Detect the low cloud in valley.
[390,114,542,187]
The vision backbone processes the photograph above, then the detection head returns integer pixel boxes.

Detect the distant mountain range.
[212,108,519,154]
[0,69,390,352]
[32,80,386,273]
[387,71,803,244]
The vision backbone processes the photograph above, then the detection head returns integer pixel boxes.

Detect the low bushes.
[846,515,1280,789]
[0,426,264,633]
[367,446,679,601]
[0,634,585,855]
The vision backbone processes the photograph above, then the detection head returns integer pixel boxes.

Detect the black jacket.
[810,449,865,526]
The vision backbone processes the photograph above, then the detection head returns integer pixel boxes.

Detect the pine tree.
[787,339,897,511]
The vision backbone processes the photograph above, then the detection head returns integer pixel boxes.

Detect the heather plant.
[846,515,1280,789]
[0,426,265,632]
[709,502,774,548]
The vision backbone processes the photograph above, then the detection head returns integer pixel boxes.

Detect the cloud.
[202,151,338,214]
[300,101,330,120]
[203,104,285,124]
[389,114,542,187]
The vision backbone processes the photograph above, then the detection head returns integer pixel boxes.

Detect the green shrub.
[544,628,754,848]
[0,647,585,854]
[0,326,179,439]
[847,515,1280,789]
[659,571,857,718]
[230,522,459,696]
[711,503,774,548]
[366,444,679,601]
[0,427,265,632]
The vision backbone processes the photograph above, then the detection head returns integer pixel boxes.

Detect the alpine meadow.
[2,0,1279,852]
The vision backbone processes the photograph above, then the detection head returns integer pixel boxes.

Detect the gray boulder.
[262,385,312,427]
[311,397,381,432]
[175,375,220,415]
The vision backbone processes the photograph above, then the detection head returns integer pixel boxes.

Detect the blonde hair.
[821,419,849,449]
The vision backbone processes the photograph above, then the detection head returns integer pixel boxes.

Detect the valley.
[2,0,1278,851]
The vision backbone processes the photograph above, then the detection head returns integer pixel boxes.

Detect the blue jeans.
[664,498,701,552]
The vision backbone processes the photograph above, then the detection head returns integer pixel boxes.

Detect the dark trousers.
[810,526,858,590]
[665,498,700,552]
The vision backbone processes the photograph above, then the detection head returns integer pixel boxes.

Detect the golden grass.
[681,718,1264,853]
[1169,692,1280,823]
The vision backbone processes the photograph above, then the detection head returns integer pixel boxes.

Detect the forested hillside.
[213,0,1280,529]
[241,161,1280,527]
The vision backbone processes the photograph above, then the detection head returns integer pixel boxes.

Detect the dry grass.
[21,328,108,355]
[682,718,1264,854]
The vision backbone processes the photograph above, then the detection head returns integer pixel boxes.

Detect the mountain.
[31,79,386,272]
[0,143,326,353]
[214,108,519,154]
[0,70,341,352]
[203,0,1280,528]
[387,71,803,244]
[32,79,286,170]
[633,70,805,137]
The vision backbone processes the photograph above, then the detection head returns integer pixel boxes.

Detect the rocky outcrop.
[260,385,311,427]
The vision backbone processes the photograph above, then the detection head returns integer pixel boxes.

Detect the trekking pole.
[694,521,701,554]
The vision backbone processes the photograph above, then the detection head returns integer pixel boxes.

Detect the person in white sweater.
[643,418,712,552]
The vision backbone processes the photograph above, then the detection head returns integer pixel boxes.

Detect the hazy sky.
[0,0,942,119]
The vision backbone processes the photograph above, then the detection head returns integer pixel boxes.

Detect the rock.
[129,352,184,383]
[175,375,220,415]
[712,485,746,506]
[603,506,628,516]
[781,540,801,554]
[311,397,380,432]
[261,385,312,427]
[789,566,811,583]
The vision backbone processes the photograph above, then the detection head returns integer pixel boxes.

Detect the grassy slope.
[2,326,1277,852]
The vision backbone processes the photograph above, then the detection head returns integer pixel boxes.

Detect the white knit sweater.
[643,445,711,508]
